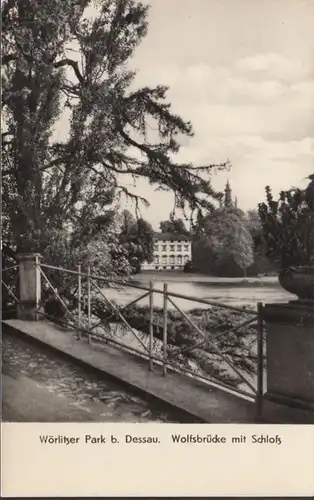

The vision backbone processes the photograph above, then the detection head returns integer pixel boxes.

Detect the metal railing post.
[163,283,168,376]
[78,264,82,339]
[256,302,264,420]
[149,280,154,371]
[87,266,91,343]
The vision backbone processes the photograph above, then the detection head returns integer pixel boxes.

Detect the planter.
[278,266,314,301]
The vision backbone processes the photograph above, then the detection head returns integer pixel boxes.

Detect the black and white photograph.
[2,0,314,428]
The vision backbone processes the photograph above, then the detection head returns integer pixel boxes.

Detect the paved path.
[3,373,111,422]
[3,319,257,423]
[2,335,178,422]
[3,319,313,423]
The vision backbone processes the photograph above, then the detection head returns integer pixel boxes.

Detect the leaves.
[258,181,314,268]
[159,215,190,236]
[192,207,254,276]
[118,210,154,272]
[112,303,262,387]
[2,0,227,256]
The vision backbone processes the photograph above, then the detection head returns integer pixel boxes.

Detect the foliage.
[258,180,314,269]
[191,236,216,274]
[2,0,227,260]
[159,214,190,235]
[246,209,262,241]
[245,209,275,275]
[96,302,261,388]
[230,218,254,276]
[183,260,195,273]
[40,225,132,297]
[43,289,261,388]
[118,210,154,273]
[192,207,254,277]
[189,207,275,277]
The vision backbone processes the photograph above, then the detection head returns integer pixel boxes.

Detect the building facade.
[142,232,192,271]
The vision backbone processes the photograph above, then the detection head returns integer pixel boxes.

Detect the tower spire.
[224,179,233,207]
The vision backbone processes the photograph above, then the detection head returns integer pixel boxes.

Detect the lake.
[102,272,293,311]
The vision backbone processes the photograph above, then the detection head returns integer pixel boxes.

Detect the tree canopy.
[191,206,254,277]
[2,0,227,258]
[118,209,154,272]
[159,213,190,235]
[258,181,314,269]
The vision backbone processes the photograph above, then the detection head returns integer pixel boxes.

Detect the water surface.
[102,273,293,310]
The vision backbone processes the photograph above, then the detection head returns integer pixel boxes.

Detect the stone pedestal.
[264,302,314,410]
[16,253,42,321]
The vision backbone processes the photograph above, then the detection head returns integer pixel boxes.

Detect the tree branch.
[54,59,84,85]
[2,53,85,86]
[115,185,149,207]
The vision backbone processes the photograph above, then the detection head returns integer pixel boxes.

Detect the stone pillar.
[263,302,314,411]
[16,253,42,321]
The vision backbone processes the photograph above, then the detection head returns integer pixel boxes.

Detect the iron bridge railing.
[2,261,266,418]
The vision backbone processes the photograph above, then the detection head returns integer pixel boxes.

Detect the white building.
[142,232,192,271]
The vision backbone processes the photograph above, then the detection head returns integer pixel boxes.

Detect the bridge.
[3,332,178,423]
[2,254,314,424]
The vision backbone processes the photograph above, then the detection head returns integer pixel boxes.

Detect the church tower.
[224,180,233,208]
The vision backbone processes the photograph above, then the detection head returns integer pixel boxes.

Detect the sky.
[57,0,314,229]
[125,0,314,228]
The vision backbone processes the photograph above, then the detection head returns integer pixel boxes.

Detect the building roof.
[153,232,191,241]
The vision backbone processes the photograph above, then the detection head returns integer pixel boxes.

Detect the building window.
[169,255,175,265]
[177,245,182,251]
[154,245,159,251]
[184,255,189,263]
[177,255,182,265]
[162,245,167,251]
[154,255,159,264]
[162,255,167,265]
[184,245,189,251]
[170,245,175,251]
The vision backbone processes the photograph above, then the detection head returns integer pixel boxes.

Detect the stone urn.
[278,266,314,302]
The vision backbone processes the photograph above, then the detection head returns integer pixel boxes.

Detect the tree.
[246,209,261,233]
[119,210,154,273]
[191,235,216,274]
[192,207,254,277]
[258,181,314,269]
[244,209,275,275]
[44,226,132,279]
[230,220,254,278]
[2,0,227,262]
[159,213,190,235]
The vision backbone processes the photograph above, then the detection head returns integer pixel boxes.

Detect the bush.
[94,302,262,388]
[258,183,314,268]
[183,260,194,273]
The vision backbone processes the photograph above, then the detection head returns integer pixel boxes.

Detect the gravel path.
[2,334,178,423]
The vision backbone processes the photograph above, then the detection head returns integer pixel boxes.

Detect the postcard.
[2,0,314,497]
